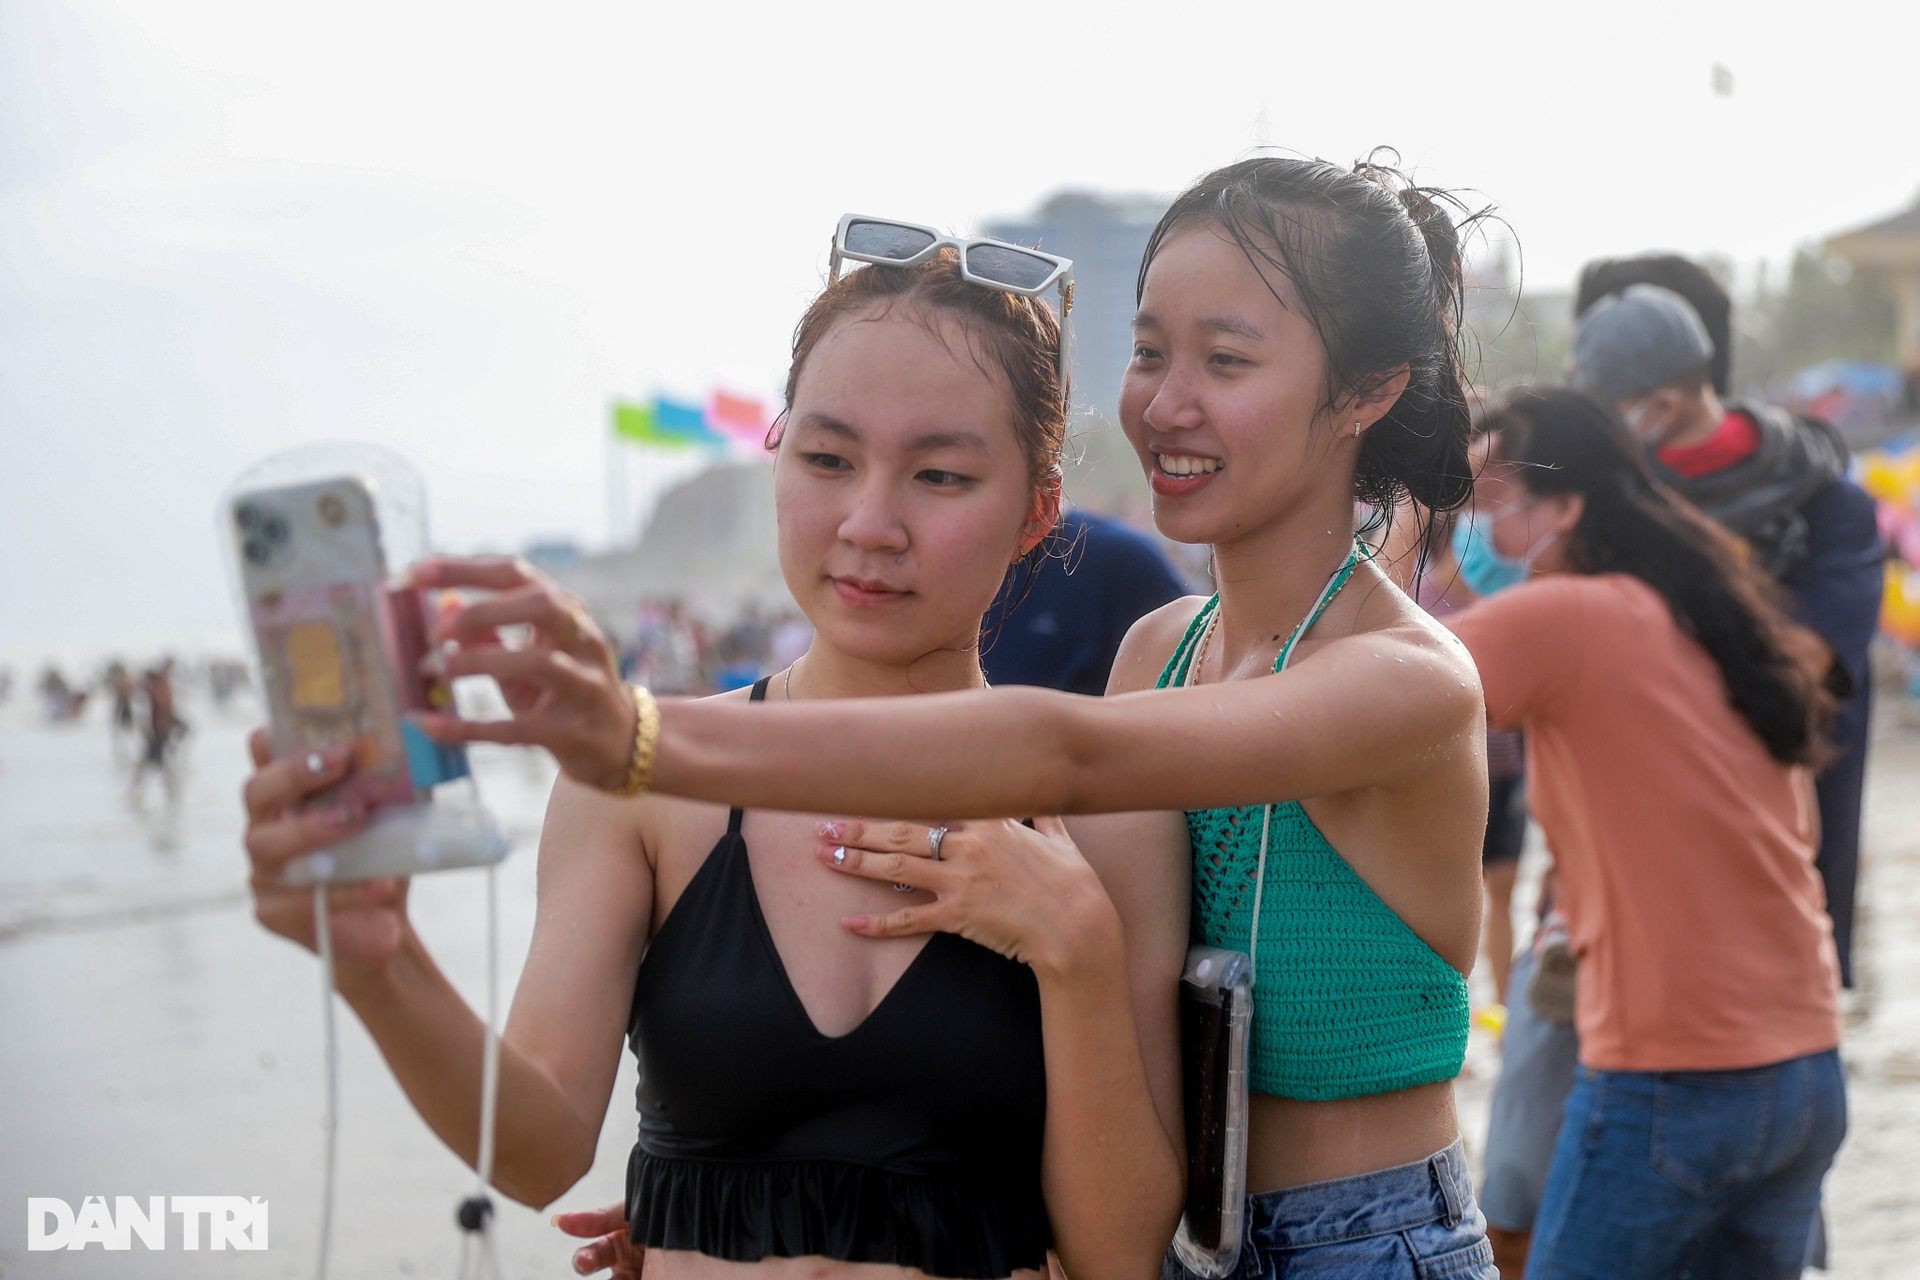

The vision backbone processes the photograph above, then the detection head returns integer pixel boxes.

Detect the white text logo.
[27,1196,269,1250]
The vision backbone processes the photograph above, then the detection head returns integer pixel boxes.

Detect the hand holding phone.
[241,730,413,975]
[406,556,638,795]
[227,458,507,884]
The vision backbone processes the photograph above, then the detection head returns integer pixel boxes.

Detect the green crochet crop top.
[1157,547,1470,1101]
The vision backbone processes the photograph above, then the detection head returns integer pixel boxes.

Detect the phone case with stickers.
[229,470,505,883]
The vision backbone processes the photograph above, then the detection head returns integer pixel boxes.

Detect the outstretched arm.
[646,629,1478,819]
[412,556,1482,820]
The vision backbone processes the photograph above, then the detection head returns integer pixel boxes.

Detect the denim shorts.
[1529,1048,1846,1279]
[1162,1140,1496,1279]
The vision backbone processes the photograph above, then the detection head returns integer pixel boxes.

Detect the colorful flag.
[612,399,670,446]
[708,389,773,445]
[655,396,716,441]
[611,397,726,449]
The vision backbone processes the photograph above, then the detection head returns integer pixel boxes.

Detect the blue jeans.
[1530,1049,1846,1279]
[1163,1140,1495,1279]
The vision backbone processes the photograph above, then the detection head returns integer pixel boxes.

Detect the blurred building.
[1828,198,1920,376]
[986,192,1166,514]
[555,460,785,637]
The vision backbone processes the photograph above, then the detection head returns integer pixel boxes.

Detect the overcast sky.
[3,0,1914,662]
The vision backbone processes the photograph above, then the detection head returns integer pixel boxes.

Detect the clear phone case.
[1172,944,1253,1279]
[223,443,509,884]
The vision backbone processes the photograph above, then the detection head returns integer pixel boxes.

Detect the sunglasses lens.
[964,243,1058,291]
[844,220,937,261]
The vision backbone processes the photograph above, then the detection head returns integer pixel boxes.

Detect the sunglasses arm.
[1057,275,1075,409]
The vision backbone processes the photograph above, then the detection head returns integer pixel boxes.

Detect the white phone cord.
[311,861,504,1280]
[313,884,339,1280]
[476,861,502,1193]
[1248,806,1273,986]
[458,860,505,1280]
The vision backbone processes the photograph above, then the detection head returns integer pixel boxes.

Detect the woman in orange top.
[1447,387,1844,1279]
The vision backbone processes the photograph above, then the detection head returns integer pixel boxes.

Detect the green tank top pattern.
[1157,551,1470,1101]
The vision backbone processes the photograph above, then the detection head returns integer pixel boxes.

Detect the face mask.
[1452,511,1525,597]
[1451,507,1559,598]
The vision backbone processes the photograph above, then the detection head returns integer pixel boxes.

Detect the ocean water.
[0,690,636,1277]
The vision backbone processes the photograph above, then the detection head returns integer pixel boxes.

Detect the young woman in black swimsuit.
[240,246,1187,1280]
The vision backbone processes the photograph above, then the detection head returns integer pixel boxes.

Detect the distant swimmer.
[37,665,87,723]
[129,658,186,804]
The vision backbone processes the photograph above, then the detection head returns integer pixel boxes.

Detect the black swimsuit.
[625,679,1051,1279]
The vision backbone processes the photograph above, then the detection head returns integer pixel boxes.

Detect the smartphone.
[231,474,496,881]
[1172,945,1253,1278]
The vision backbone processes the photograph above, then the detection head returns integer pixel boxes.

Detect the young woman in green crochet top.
[419,157,1496,1277]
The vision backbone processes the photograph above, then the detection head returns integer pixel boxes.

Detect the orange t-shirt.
[1449,574,1840,1072]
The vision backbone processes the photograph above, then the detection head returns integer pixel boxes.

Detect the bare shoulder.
[1107,594,1213,695]
[538,683,757,882]
[1321,561,1483,713]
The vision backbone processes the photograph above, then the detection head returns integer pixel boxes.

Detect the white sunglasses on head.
[830,214,1074,402]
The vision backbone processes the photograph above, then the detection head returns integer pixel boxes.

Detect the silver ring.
[928,825,947,861]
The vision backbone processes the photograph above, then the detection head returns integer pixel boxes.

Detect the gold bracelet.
[611,684,660,798]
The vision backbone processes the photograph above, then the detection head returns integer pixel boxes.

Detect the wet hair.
[1137,152,1486,518]
[779,249,1068,490]
[1483,387,1832,765]
[1575,255,1733,394]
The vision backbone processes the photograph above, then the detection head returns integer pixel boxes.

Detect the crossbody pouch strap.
[1170,543,1359,1279]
